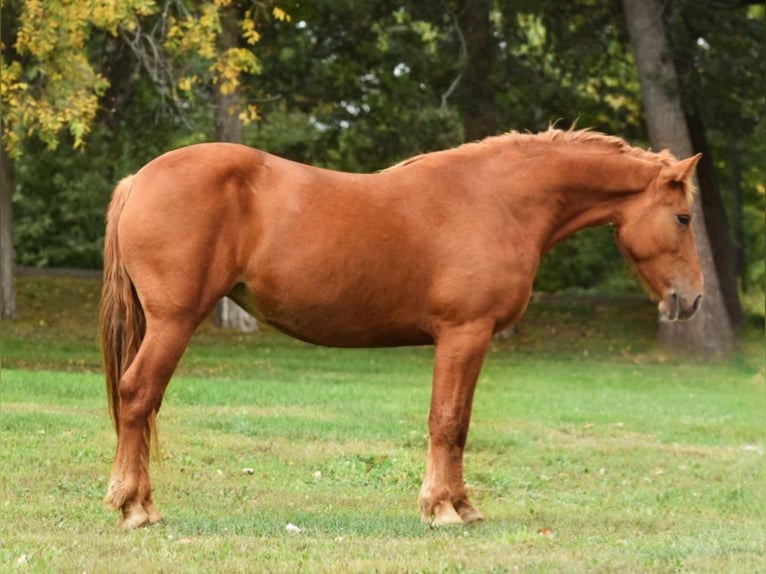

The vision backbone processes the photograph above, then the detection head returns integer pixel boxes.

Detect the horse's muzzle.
[659,290,702,321]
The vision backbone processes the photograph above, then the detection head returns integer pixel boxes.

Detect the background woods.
[1,0,763,353]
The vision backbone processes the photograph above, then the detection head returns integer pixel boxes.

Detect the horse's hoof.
[143,501,163,524]
[430,501,464,527]
[457,503,485,523]
[119,500,150,530]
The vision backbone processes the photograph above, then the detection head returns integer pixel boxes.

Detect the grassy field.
[1,276,764,573]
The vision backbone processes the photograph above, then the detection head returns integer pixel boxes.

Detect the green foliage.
[13,151,108,268]
[535,227,638,294]
[248,1,465,170]
[707,126,766,291]
[664,0,765,292]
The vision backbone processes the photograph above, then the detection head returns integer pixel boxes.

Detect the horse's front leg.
[419,321,492,527]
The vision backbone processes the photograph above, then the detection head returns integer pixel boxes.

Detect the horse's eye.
[676,214,691,226]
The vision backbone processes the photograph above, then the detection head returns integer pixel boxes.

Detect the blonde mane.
[384,127,677,172]
[497,127,676,166]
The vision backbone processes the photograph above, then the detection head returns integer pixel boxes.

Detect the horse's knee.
[118,372,163,424]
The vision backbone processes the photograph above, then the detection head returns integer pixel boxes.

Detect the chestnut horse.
[100,128,703,529]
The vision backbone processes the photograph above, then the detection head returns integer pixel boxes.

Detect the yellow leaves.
[242,15,262,45]
[0,60,26,152]
[178,75,199,93]
[239,104,261,126]
[165,4,277,56]
[3,0,277,155]
[91,0,158,35]
[3,0,161,156]
[15,0,59,59]
[165,5,221,60]
[210,48,261,95]
[1,60,24,94]
[272,7,290,22]
[168,4,267,103]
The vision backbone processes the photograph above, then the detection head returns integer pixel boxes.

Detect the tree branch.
[440,12,468,111]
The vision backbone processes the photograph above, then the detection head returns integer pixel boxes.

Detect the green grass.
[1,276,764,572]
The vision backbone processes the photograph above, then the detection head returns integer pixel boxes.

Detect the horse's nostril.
[692,294,702,312]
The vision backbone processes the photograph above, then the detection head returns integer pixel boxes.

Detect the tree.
[247,1,464,171]
[685,109,744,330]
[668,0,763,308]
[2,6,19,318]
[0,122,15,318]
[622,0,733,356]
[1,0,161,154]
[1,0,156,319]
[0,0,147,318]
[1,5,17,318]
[454,0,497,141]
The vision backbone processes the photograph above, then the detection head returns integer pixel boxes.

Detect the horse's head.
[615,153,704,321]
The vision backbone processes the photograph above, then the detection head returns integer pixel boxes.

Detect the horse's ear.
[667,153,702,183]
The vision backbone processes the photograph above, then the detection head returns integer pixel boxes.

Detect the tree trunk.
[686,111,743,330]
[1,10,18,320]
[622,0,733,357]
[455,0,497,141]
[214,8,243,146]
[1,127,18,320]
[729,138,746,290]
[212,6,258,333]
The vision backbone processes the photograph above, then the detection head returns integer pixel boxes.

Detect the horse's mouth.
[659,291,702,321]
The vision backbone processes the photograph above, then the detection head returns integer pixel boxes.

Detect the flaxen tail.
[99,176,146,436]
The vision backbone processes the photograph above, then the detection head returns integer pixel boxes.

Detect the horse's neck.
[497,147,660,252]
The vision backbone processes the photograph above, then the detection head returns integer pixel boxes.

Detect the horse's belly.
[230,282,433,348]
[268,316,433,348]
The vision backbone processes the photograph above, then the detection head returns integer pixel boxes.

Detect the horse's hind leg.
[105,316,196,529]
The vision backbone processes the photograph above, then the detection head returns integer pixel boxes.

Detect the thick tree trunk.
[622,0,733,357]
[1,130,18,320]
[212,6,258,333]
[455,0,497,141]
